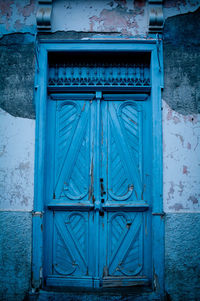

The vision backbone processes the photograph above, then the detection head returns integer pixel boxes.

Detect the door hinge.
[32,210,44,217]
[152,212,165,217]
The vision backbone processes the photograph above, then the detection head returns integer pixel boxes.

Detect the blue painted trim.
[32,44,48,288]
[47,203,94,211]
[151,45,164,295]
[103,94,148,101]
[39,39,158,45]
[160,41,164,89]
[41,42,156,52]
[102,203,149,211]
[33,41,164,294]
[46,276,94,288]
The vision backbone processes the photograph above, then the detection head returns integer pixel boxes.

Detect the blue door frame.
[32,40,164,295]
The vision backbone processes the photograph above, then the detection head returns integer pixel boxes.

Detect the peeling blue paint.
[0,0,37,38]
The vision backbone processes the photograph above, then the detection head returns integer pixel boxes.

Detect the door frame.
[32,40,164,295]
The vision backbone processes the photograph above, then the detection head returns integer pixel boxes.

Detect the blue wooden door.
[99,94,151,287]
[44,93,151,288]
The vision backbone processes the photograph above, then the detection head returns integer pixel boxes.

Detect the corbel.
[36,0,52,31]
[148,0,164,33]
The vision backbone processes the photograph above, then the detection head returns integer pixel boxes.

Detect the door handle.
[100,178,106,197]
[93,177,106,216]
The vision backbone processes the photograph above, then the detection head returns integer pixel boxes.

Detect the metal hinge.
[32,210,44,217]
[152,212,165,217]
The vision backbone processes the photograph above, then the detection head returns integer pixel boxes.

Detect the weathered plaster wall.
[163,101,200,213]
[0,2,36,300]
[163,0,200,19]
[0,107,35,300]
[0,33,36,119]
[162,6,200,300]
[0,212,32,301]
[165,214,200,301]
[0,0,37,36]
[0,108,35,211]
[1,0,200,39]
[163,7,200,115]
[52,0,148,37]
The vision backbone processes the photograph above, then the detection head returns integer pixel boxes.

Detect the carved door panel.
[44,93,151,288]
[44,94,97,288]
[100,95,151,287]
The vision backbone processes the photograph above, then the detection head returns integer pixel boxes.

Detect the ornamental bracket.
[36,0,52,31]
[148,0,164,33]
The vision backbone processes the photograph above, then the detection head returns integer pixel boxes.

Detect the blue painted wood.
[33,41,164,295]
[151,45,164,295]
[48,63,150,90]
[32,45,47,288]
[108,213,143,275]
[107,101,142,201]
[43,93,151,288]
[100,96,152,287]
[53,212,88,276]
[54,101,91,199]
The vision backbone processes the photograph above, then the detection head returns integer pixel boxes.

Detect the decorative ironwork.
[48,63,150,89]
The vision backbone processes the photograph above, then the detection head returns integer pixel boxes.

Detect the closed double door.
[44,92,152,288]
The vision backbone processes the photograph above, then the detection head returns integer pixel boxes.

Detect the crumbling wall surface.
[0,212,32,301]
[0,1,36,300]
[0,33,36,118]
[0,0,37,36]
[163,7,200,115]
[0,108,35,211]
[0,102,35,301]
[163,0,200,19]
[163,6,200,300]
[165,214,200,301]
[51,0,148,37]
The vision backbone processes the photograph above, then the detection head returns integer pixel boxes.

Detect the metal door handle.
[100,178,106,197]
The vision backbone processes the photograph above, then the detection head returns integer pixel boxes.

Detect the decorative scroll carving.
[48,63,150,89]
[108,213,143,276]
[36,0,52,31]
[53,212,88,276]
[148,0,164,33]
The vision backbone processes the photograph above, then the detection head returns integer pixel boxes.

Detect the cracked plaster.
[163,100,200,213]
[0,108,35,211]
